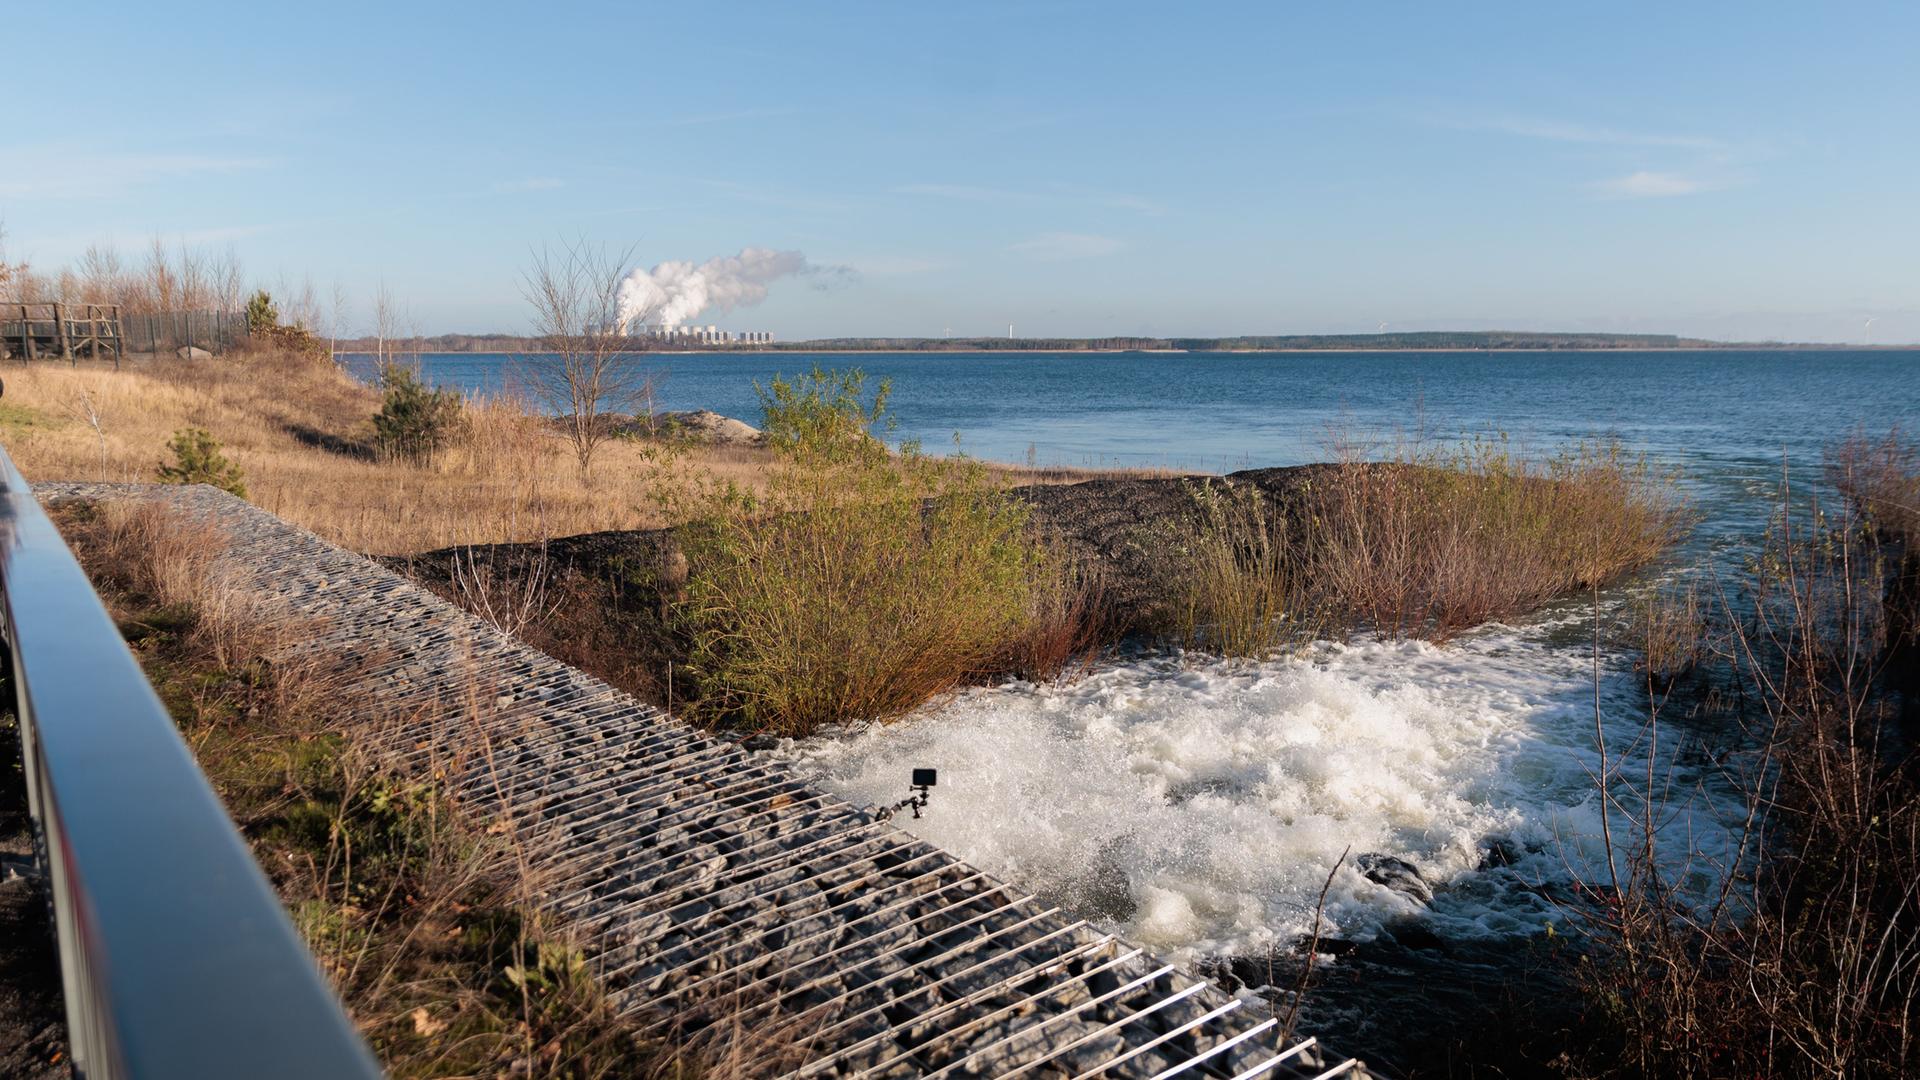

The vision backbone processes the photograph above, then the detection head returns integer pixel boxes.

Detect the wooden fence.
[121,310,251,356]
[1,303,125,364]
[1,305,250,364]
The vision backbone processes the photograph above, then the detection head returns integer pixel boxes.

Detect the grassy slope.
[0,351,1152,556]
[1,351,778,554]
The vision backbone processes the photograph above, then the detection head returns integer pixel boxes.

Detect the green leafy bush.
[668,366,1068,734]
[156,427,248,498]
[372,362,464,465]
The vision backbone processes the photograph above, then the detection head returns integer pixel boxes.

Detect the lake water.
[348,348,1918,479]
[351,348,1918,1071]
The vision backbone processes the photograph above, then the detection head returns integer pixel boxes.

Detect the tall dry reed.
[1310,438,1688,641]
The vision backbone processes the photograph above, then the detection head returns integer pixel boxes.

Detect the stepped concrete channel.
[42,482,1368,1080]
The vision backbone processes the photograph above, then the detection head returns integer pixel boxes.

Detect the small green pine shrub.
[244,289,281,334]
[372,362,464,465]
[156,427,247,498]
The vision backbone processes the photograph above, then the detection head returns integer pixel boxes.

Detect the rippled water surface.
[361,347,1916,475]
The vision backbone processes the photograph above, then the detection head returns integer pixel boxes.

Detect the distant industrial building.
[645,325,773,346]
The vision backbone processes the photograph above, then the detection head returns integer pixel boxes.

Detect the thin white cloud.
[493,177,565,193]
[667,106,802,127]
[0,145,272,200]
[1009,232,1123,261]
[898,182,1165,214]
[895,183,1036,203]
[1591,170,1724,198]
[850,254,947,276]
[1484,117,1725,151]
[696,178,849,214]
[1091,191,1165,214]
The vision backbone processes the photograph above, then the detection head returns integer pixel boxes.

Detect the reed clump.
[1161,480,1321,658]
[1628,580,1709,688]
[1311,437,1688,640]
[664,366,1092,735]
[1832,427,1920,543]
[1161,438,1689,656]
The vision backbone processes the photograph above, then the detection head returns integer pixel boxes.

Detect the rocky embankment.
[615,410,765,446]
[392,463,1343,638]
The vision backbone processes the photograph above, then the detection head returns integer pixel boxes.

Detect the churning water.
[773,618,1749,964]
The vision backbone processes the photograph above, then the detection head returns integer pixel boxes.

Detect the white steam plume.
[617,247,828,330]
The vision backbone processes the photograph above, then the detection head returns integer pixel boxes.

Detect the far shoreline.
[337,344,1920,357]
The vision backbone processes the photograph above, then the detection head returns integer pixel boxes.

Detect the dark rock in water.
[1314,935,1363,956]
[1357,852,1434,905]
[1382,918,1449,953]
[1478,836,1525,870]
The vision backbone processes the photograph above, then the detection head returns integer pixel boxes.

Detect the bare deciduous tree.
[521,239,656,475]
[372,282,409,370]
[328,279,352,361]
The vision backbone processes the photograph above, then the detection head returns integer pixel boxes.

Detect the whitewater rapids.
[772,625,1746,963]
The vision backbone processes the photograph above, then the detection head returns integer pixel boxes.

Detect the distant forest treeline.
[779,331,1719,351]
[332,330,1741,354]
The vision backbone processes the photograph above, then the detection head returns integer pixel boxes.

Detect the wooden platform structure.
[2,302,123,364]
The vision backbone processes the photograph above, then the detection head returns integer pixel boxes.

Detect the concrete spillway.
[44,483,1366,1079]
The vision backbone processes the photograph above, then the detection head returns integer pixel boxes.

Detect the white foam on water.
[774,626,1749,963]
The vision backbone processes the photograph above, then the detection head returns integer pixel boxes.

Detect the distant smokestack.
[616,247,818,331]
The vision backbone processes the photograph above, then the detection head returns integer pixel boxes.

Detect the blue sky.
[5,2,1916,341]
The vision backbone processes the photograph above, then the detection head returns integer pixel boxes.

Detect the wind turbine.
[1864,316,1877,343]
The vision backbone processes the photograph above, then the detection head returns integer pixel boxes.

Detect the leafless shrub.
[522,239,658,475]
[449,543,564,638]
[65,384,109,478]
[1570,446,1920,1080]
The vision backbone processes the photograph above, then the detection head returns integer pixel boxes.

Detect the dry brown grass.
[1,350,773,553]
[2,350,1156,557]
[54,497,663,1077]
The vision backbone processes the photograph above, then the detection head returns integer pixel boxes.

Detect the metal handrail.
[0,449,381,1079]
